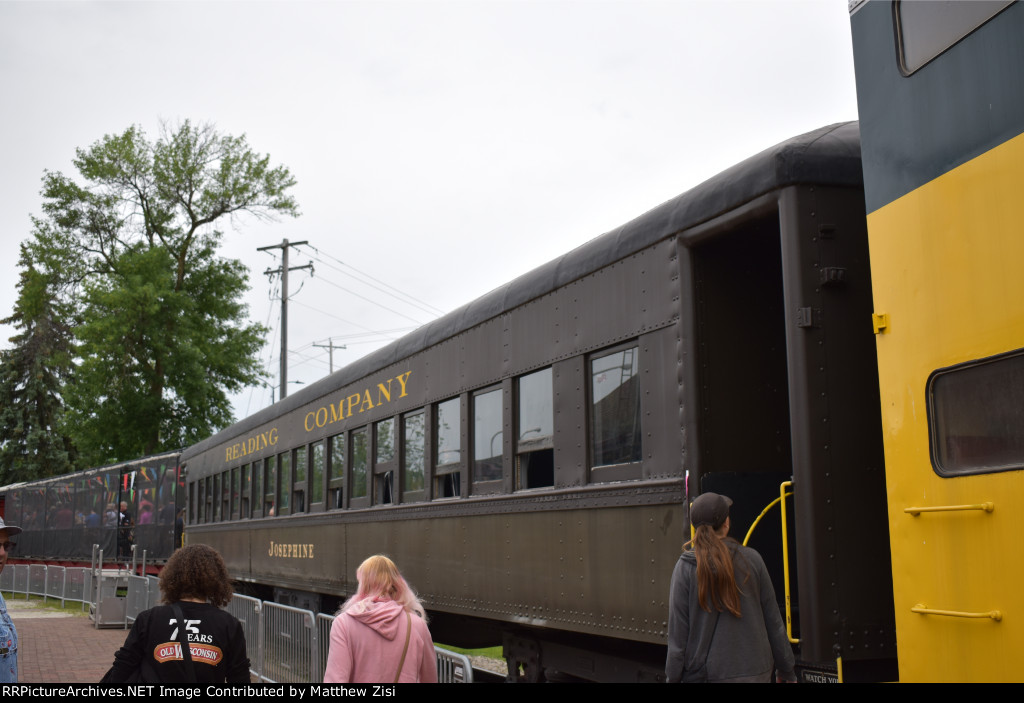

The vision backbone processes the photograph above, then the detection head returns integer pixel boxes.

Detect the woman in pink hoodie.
[324,555,438,683]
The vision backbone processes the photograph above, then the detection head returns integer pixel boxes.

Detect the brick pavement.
[7,598,129,683]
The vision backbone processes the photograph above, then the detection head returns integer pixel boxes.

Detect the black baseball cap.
[690,492,732,528]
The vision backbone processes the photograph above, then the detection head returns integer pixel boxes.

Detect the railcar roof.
[184,121,862,459]
[0,450,183,493]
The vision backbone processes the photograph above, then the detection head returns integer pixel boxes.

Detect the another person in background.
[0,517,23,683]
[324,555,437,683]
[102,544,249,683]
[666,492,796,683]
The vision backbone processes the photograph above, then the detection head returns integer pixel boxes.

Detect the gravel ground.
[470,655,508,678]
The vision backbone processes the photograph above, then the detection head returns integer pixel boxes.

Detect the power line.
[298,243,446,317]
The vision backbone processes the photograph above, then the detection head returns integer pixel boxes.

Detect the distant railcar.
[0,452,182,570]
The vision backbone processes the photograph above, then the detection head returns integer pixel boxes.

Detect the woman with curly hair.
[666,493,796,683]
[324,555,437,683]
[102,544,250,683]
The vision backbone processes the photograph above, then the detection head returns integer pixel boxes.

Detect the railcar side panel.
[852,0,1024,682]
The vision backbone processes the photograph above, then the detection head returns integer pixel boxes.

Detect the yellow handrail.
[742,492,794,546]
[779,480,798,644]
[904,502,994,516]
[911,605,1002,621]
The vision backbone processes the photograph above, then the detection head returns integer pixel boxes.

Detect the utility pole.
[258,238,313,401]
[313,338,348,374]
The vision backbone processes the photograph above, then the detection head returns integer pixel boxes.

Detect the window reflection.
[352,428,368,499]
[473,389,503,482]
[404,412,426,493]
[591,347,641,468]
[517,368,554,489]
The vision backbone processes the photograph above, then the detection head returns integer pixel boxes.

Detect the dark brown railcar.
[183,122,895,681]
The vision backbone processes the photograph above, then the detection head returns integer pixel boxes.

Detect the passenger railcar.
[850,0,1024,682]
[182,121,895,681]
[0,452,183,569]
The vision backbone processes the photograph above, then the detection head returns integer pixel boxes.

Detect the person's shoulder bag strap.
[393,612,412,683]
[171,603,198,682]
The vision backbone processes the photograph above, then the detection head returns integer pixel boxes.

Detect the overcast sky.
[0,0,859,421]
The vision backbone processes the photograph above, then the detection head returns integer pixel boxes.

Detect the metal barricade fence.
[147,576,161,609]
[125,575,151,624]
[1,561,476,682]
[315,612,335,683]
[13,564,28,598]
[226,594,263,680]
[66,567,91,611]
[28,563,47,598]
[45,565,66,605]
[435,646,475,683]
[260,601,316,684]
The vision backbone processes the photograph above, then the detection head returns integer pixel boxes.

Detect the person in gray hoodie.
[666,493,796,683]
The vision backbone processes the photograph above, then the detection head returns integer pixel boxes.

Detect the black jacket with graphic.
[103,602,250,683]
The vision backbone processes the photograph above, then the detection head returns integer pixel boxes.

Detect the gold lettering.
[309,545,314,559]
[269,427,278,446]
[247,437,256,454]
[395,371,412,398]
[376,380,392,404]
[316,407,327,428]
[304,412,314,432]
[330,400,344,423]
[268,541,274,557]
[346,393,361,416]
[360,389,374,413]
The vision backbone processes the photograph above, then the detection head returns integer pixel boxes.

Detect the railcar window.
[473,388,503,484]
[213,473,222,522]
[436,398,461,466]
[230,466,240,520]
[240,463,250,518]
[188,481,196,524]
[328,434,346,509]
[312,440,325,506]
[376,418,395,463]
[294,446,307,513]
[590,346,642,471]
[204,474,212,523]
[516,368,554,490]
[928,349,1024,476]
[264,455,277,516]
[403,411,426,494]
[278,451,292,516]
[220,470,230,521]
[894,0,1013,75]
[251,462,261,517]
[374,419,396,505]
[352,428,369,500]
[196,480,205,524]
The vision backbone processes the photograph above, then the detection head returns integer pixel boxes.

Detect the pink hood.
[345,598,406,640]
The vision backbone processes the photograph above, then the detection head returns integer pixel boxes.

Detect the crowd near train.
[2,1,1023,682]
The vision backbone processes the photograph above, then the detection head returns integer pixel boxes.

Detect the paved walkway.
[6,597,129,683]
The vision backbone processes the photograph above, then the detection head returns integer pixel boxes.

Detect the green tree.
[25,121,298,465]
[0,250,77,483]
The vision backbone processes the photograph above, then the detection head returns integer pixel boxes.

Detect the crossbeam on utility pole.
[258,238,313,401]
[313,338,348,375]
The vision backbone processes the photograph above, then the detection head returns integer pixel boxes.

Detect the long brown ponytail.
[692,525,742,617]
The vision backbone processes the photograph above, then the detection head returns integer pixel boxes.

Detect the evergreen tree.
[0,250,76,483]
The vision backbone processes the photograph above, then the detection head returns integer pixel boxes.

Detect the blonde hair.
[339,554,427,621]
